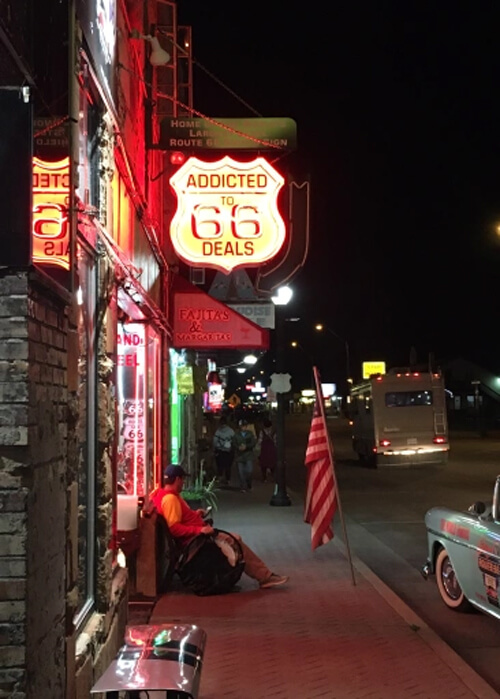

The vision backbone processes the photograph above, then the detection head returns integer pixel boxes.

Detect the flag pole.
[313,366,356,586]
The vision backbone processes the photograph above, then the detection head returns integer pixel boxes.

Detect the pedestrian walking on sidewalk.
[233,418,257,492]
[213,416,235,484]
[154,464,289,589]
[256,418,277,482]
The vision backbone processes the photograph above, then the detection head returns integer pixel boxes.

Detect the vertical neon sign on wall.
[116,323,147,495]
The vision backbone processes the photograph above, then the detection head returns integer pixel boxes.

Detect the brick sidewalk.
[150,482,499,699]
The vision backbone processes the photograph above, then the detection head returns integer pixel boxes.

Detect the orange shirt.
[153,487,205,546]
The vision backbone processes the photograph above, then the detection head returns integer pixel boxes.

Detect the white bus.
[349,368,449,467]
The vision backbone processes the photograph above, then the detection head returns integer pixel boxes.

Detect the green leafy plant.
[182,470,218,511]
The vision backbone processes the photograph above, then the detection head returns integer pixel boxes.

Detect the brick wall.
[0,267,128,699]
[0,269,68,698]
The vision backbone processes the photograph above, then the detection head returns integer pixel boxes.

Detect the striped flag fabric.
[304,399,337,550]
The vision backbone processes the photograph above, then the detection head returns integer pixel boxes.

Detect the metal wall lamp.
[129,29,171,66]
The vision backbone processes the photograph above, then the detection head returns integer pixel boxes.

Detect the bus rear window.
[385,390,433,407]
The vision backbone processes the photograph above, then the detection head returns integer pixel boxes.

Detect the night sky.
[177,1,500,386]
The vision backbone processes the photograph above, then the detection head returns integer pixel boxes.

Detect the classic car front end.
[422,475,500,620]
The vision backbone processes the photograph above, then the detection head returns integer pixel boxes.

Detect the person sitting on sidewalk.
[153,464,289,589]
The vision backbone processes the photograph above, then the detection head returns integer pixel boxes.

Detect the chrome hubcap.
[441,557,462,600]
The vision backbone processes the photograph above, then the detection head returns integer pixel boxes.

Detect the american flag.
[304,398,337,550]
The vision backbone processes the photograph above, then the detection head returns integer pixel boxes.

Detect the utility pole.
[270,307,291,506]
[269,287,293,507]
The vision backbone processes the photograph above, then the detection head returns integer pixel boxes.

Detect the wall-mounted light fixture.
[130,29,171,66]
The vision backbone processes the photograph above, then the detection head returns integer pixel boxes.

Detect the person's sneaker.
[260,574,289,589]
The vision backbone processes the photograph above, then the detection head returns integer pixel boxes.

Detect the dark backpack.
[177,530,245,596]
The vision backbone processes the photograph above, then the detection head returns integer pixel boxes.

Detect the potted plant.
[182,469,218,512]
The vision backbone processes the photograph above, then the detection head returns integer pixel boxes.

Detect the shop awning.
[171,275,269,350]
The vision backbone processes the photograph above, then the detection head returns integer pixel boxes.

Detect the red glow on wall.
[32,157,70,270]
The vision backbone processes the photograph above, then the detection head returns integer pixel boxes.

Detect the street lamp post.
[315,324,351,386]
[270,286,292,507]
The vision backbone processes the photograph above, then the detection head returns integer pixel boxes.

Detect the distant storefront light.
[250,381,266,393]
[362,361,386,379]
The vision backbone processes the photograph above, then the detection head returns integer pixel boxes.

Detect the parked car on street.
[422,475,500,618]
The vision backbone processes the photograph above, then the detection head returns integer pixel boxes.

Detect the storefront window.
[116,321,161,496]
[74,242,97,624]
[116,322,147,495]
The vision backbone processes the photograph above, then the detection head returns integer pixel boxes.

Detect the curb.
[333,537,500,699]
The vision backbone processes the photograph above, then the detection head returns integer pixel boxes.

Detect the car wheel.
[435,547,471,612]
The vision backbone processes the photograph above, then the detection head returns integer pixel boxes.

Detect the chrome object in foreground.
[90,623,207,697]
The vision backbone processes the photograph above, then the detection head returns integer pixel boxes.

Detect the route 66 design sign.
[169,156,286,274]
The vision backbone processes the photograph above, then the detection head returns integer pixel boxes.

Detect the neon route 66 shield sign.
[169,156,286,274]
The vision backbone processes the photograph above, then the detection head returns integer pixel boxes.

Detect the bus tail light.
[433,436,447,444]
[380,439,391,447]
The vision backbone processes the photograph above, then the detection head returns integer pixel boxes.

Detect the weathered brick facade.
[0,269,68,697]
[0,267,128,699]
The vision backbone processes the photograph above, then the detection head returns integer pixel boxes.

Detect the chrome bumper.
[421,560,432,580]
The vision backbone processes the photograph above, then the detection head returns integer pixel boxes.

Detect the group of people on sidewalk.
[213,415,277,491]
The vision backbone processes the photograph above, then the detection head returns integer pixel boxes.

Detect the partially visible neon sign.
[32,157,70,271]
[116,325,147,496]
[207,383,224,412]
[169,156,286,274]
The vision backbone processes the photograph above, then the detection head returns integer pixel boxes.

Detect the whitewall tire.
[435,547,470,612]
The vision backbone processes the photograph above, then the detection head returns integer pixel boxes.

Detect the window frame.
[73,237,98,630]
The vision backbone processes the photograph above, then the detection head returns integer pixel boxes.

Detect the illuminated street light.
[218,354,259,398]
[219,354,258,371]
[271,285,293,306]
